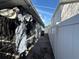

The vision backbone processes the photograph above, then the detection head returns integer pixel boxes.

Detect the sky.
[32,0,59,26]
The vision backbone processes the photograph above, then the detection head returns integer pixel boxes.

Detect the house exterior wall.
[61,2,79,21]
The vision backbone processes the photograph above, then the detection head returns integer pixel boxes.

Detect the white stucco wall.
[61,2,79,21]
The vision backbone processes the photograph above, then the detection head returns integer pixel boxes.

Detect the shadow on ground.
[27,34,55,59]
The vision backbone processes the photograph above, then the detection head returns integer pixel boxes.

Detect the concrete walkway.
[27,34,55,59]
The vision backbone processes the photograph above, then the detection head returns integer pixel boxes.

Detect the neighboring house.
[52,0,79,26]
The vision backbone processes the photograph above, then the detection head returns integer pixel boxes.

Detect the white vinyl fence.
[48,14,79,59]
